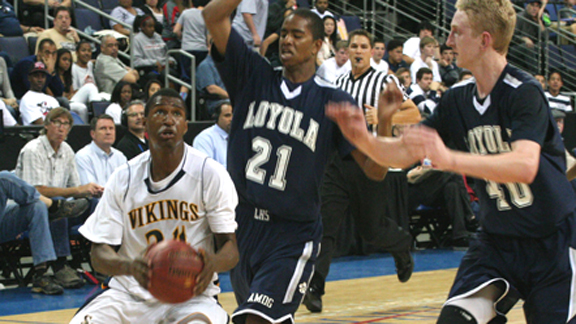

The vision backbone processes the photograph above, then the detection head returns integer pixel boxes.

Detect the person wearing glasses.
[15,107,104,291]
[116,100,149,160]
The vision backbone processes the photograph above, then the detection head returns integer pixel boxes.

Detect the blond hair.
[455,0,516,55]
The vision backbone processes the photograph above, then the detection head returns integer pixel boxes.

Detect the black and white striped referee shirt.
[335,67,408,110]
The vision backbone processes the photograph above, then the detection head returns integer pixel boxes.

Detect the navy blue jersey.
[214,29,356,222]
[423,64,576,238]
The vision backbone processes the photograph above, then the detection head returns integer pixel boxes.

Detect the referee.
[303,29,419,313]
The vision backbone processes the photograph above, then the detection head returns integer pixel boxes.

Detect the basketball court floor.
[0,249,526,323]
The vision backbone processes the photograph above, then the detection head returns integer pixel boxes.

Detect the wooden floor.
[0,269,526,324]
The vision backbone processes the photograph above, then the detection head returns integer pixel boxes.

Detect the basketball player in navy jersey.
[327,0,576,323]
[203,3,390,324]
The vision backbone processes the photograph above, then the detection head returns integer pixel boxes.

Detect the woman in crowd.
[140,0,164,34]
[317,16,339,66]
[144,79,162,102]
[105,81,137,124]
[56,48,101,123]
[110,0,145,36]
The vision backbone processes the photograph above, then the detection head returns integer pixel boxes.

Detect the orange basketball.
[146,240,204,304]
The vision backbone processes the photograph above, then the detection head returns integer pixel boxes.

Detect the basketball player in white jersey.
[70,88,239,324]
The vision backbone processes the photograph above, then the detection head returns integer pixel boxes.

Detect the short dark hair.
[416,67,433,81]
[145,88,185,117]
[54,6,73,19]
[548,70,563,81]
[374,39,386,47]
[387,39,403,52]
[440,43,452,54]
[418,20,435,33]
[288,9,324,41]
[348,29,374,48]
[213,100,232,120]
[459,70,473,81]
[76,39,93,52]
[90,114,114,131]
[38,38,56,52]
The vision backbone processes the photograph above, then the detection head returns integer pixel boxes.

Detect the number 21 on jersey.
[486,180,533,210]
[245,136,292,191]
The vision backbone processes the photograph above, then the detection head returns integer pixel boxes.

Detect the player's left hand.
[194,248,215,296]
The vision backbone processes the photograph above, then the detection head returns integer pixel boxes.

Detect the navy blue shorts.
[447,213,576,323]
[230,203,322,324]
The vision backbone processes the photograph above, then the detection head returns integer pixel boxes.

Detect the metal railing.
[59,0,134,67]
[165,49,196,121]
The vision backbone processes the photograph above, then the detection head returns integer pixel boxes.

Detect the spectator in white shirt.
[311,0,334,19]
[317,40,351,83]
[20,62,60,125]
[75,114,127,186]
[402,20,436,65]
[0,100,17,126]
[193,101,232,168]
[409,36,442,88]
[370,39,389,74]
[546,71,573,112]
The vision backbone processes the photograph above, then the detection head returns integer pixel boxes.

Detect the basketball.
[146,240,204,304]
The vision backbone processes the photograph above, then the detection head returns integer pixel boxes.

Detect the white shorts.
[69,288,228,324]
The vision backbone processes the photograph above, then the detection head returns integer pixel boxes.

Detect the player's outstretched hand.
[403,125,454,170]
[194,248,215,296]
[326,101,371,149]
[378,79,403,123]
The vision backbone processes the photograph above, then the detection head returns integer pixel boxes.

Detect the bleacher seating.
[549,43,564,69]
[341,15,361,33]
[76,0,102,8]
[561,44,576,69]
[75,8,104,32]
[27,37,38,57]
[0,37,30,67]
[100,0,117,10]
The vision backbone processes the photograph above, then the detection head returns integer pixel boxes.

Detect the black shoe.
[49,198,89,222]
[32,274,64,295]
[302,286,322,313]
[392,251,414,283]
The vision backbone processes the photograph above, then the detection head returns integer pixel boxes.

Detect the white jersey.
[79,144,238,302]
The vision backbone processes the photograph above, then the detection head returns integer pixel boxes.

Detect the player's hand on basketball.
[130,254,150,289]
[326,101,371,146]
[194,248,214,296]
[378,81,403,123]
[364,104,378,125]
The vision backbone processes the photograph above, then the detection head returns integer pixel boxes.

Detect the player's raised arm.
[202,0,242,55]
